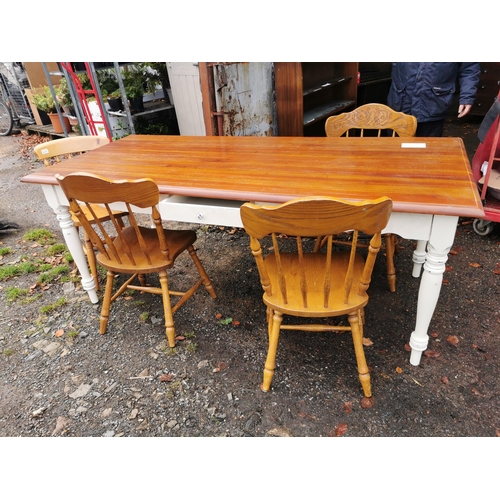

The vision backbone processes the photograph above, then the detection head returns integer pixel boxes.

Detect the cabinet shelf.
[303,76,352,97]
[304,100,355,126]
[275,62,358,136]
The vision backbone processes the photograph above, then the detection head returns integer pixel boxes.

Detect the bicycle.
[0,63,35,136]
[0,95,14,136]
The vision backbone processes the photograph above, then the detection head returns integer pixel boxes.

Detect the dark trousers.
[415,120,445,137]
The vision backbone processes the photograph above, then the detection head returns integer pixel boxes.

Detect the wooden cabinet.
[274,62,358,136]
[470,63,500,116]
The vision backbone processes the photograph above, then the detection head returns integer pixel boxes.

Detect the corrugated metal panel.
[214,62,274,136]
[167,62,206,136]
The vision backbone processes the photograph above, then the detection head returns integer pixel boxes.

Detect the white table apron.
[42,186,457,367]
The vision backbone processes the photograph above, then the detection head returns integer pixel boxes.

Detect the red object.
[471,91,500,229]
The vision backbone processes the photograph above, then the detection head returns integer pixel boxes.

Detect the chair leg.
[348,310,372,398]
[187,245,217,298]
[266,307,273,341]
[83,229,99,291]
[261,310,283,392]
[384,233,396,293]
[159,270,176,348]
[100,270,115,334]
[393,234,400,253]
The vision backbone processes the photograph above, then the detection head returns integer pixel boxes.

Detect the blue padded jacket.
[387,62,481,123]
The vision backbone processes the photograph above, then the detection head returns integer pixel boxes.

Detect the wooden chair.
[324,103,417,292]
[324,102,417,138]
[55,172,217,346]
[240,196,392,398]
[34,136,127,290]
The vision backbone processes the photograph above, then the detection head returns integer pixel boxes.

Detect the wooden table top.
[21,134,484,218]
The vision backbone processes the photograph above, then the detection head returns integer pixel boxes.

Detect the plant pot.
[47,113,71,134]
[108,97,123,112]
[128,96,144,114]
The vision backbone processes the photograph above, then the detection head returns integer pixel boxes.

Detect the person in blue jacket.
[387,62,481,137]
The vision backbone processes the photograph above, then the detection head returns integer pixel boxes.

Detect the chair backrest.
[55,172,172,267]
[325,103,417,138]
[34,136,110,166]
[240,196,392,309]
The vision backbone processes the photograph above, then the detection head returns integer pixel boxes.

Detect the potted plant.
[55,78,75,115]
[122,64,147,114]
[31,86,70,134]
[107,89,123,112]
[146,62,172,104]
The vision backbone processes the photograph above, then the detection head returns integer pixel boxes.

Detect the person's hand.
[458,104,472,118]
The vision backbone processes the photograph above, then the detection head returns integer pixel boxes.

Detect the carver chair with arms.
[240,196,392,398]
[324,103,418,292]
[55,172,217,347]
[34,136,127,291]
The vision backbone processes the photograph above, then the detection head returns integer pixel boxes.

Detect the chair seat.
[262,251,368,316]
[97,226,198,274]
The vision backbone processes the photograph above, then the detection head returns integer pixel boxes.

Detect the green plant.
[0,262,37,281]
[134,117,169,135]
[0,247,12,256]
[97,70,119,98]
[40,297,67,315]
[46,243,67,256]
[78,73,92,91]
[146,62,170,90]
[122,64,147,99]
[24,228,56,246]
[186,342,197,353]
[2,349,14,357]
[108,89,122,99]
[139,311,150,322]
[23,293,43,305]
[37,264,70,284]
[67,331,79,339]
[5,286,29,302]
[31,86,57,113]
[55,78,73,108]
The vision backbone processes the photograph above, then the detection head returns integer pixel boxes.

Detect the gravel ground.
[0,124,498,492]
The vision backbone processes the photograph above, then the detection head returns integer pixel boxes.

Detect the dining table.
[21,134,484,366]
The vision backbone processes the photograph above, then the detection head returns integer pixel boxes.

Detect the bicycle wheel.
[0,100,13,136]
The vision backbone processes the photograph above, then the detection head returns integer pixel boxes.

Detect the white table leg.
[409,215,458,365]
[412,239,427,277]
[56,205,99,304]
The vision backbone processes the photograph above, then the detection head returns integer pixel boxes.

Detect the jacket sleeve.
[458,63,481,105]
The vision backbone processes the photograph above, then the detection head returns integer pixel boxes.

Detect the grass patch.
[45,243,67,256]
[40,297,67,315]
[0,247,12,256]
[186,342,197,353]
[45,244,73,264]
[24,228,56,246]
[0,262,38,281]
[2,349,14,357]
[4,286,29,302]
[22,293,43,305]
[67,331,79,339]
[139,311,150,322]
[37,264,70,284]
